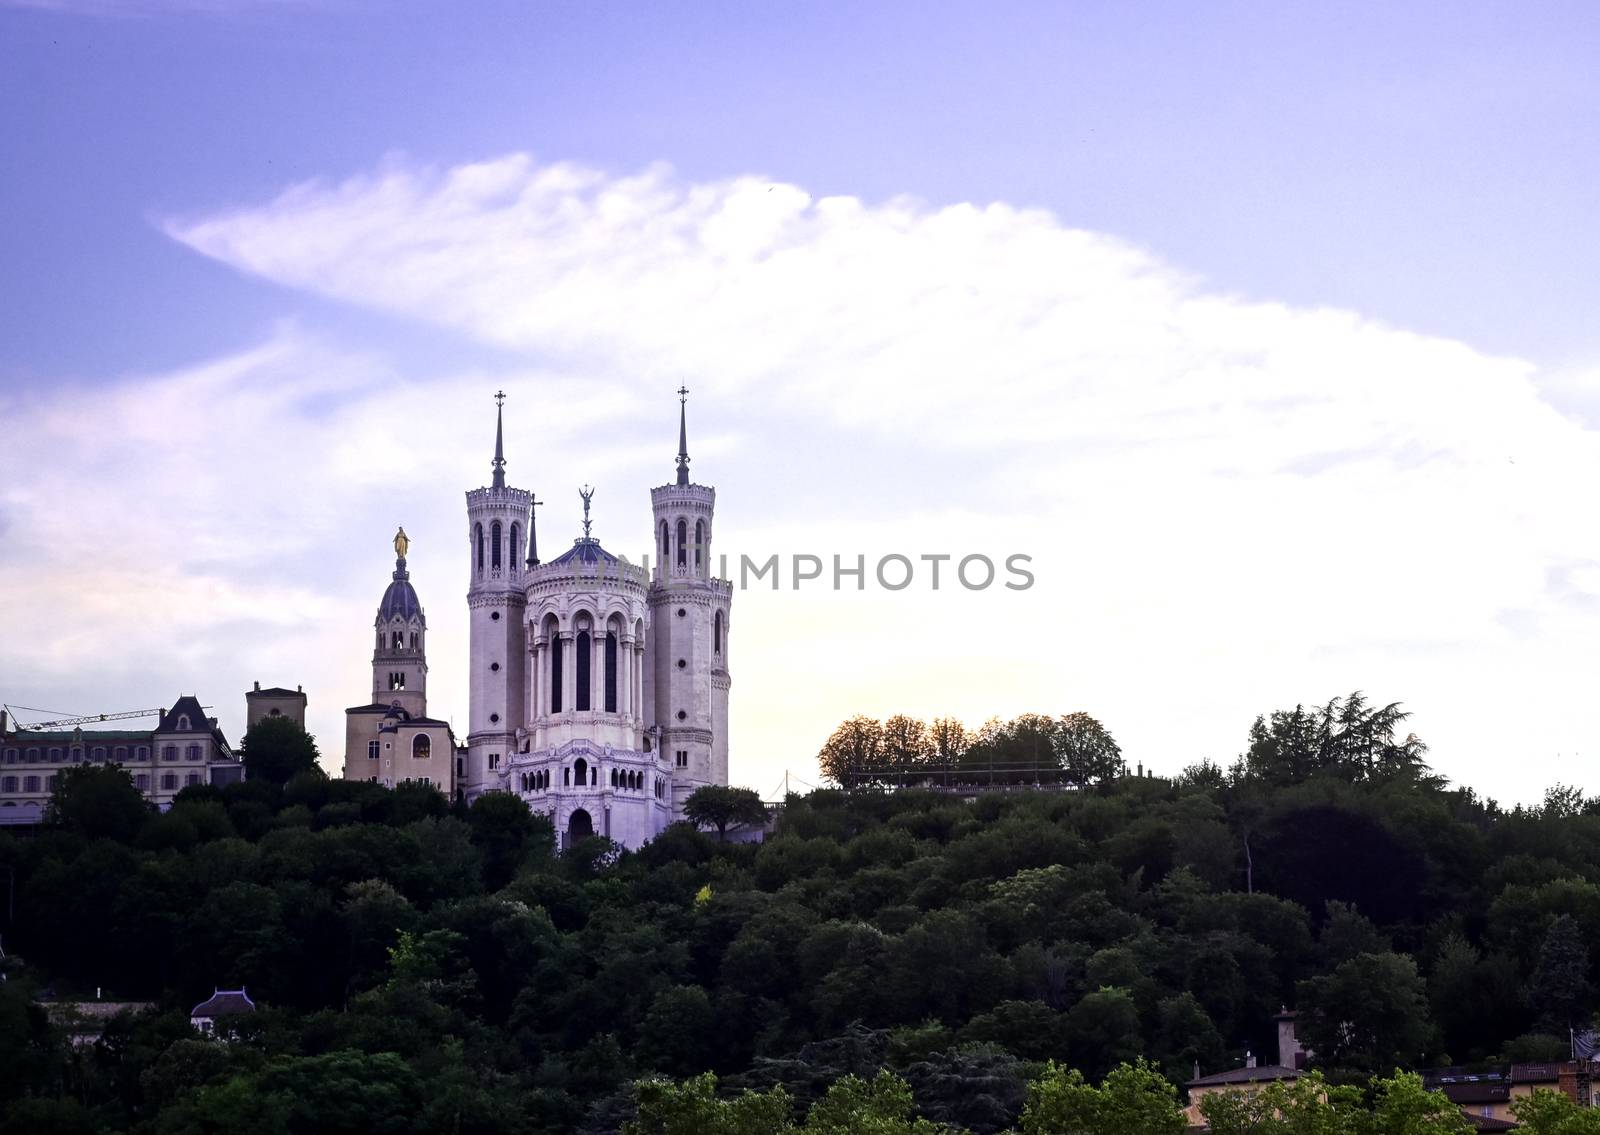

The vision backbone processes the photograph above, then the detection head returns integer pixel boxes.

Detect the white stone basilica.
[461,391,732,849]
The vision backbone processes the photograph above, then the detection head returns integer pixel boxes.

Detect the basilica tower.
[648,389,733,804]
[371,526,428,717]
[465,392,531,789]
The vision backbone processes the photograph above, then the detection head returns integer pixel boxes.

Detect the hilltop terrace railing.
[836,759,1095,792]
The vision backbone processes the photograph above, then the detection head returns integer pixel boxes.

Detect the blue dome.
[547,538,618,567]
[378,558,425,622]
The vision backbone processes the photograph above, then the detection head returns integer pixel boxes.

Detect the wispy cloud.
[12,154,1598,801]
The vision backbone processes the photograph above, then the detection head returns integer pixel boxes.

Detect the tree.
[683,786,767,842]
[1368,1071,1473,1135]
[817,717,884,786]
[44,763,150,841]
[927,718,971,766]
[467,791,552,889]
[1297,952,1435,1076]
[803,1071,951,1135]
[1199,1071,1363,1135]
[1065,988,1143,1081]
[1529,914,1592,1034]
[624,1073,795,1135]
[1511,1088,1600,1135]
[880,716,932,776]
[241,716,322,785]
[1055,713,1123,786]
[1022,1059,1185,1135]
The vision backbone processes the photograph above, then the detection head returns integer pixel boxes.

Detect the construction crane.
[3,705,212,731]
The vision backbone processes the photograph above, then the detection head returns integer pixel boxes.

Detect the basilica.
[341,392,733,851]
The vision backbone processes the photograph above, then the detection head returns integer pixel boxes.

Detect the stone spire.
[491,390,507,489]
[527,493,543,566]
[675,385,690,486]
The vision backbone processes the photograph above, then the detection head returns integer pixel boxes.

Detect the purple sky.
[3,1,1600,802]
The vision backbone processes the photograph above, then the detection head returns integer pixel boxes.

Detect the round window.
[677,659,687,669]
[676,710,687,721]
[490,662,500,672]
[676,607,686,618]
[490,713,500,724]
[491,611,501,622]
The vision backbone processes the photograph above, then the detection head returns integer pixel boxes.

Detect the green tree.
[1055,713,1124,786]
[1199,1071,1362,1135]
[1065,987,1143,1080]
[241,716,323,785]
[1297,953,1435,1076]
[467,790,551,889]
[624,1073,795,1135]
[1529,914,1592,1033]
[817,716,885,787]
[1511,1088,1600,1135]
[683,785,768,842]
[1022,1059,1185,1135]
[1368,1071,1472,1135]
[803,1071,951,1134]
[44,763,150,842]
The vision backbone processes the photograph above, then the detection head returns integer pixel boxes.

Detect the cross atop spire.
[491,390,507,489]
[579,485,595,540]
[676,386,690,486]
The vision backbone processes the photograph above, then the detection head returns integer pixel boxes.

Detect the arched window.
[510,523,520,573]
[695,520,704,568]
[185,773,201,787]
[162,745,177,762]
[392,630,404,649]
[604,632,618,712]
[574,757,588,786]
[413,735,431,760]
[186,744,201,760]
[659,520,669,567]
[491,521,502,571]
[410,631,419,649]
[475,523,485,573]
[177,715,191,730]
[563,766,571,787]
[551,635,564,712]
[676,519,687,567]
[714,610,723,654]
[610,768,618,787]
[575,631,591,711]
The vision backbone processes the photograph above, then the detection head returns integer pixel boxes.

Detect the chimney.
[0,709,8,733]
[254,681,261,691]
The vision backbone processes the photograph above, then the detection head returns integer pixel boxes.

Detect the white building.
[462,391,732,849]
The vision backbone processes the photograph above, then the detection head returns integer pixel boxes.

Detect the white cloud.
[13,154,1600,802]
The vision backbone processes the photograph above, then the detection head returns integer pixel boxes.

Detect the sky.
[2,1,1599,804]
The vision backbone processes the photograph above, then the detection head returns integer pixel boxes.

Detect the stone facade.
[245,683,307,729]
[462,393,732,850]
[340,530,462,794]
[0,695,243,816]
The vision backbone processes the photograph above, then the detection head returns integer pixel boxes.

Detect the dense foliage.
[2,695,1599,1133]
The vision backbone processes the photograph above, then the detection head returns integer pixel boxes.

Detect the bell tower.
[647,388,733,806]
[372,526,427,717]
[465,391,531,792]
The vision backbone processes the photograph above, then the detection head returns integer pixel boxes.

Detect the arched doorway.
[566,808,594,849]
